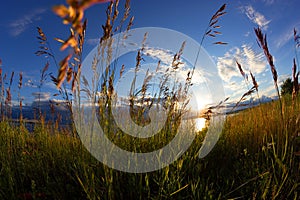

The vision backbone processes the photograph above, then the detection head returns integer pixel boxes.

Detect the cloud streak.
[217,44,267,83]
[86,38,100,45]
[241,5,271,30]
[9,8,46,37]
[275,21,300,48]
[261,0,275,5]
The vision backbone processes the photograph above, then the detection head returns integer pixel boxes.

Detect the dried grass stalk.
[205,3,227,44]
[18,72,23,121]
[67,67,73,83]
[232,86,256,112]
[254,27,278,84]
[119,64,125,78]
[236,59,245,79]
[18,72,23,89]
[294,28,300,48]
[57,54,72,88]
[250,71,258,92]
[255,27,283,119]
[172,41,186,70]
[292,58,299,101]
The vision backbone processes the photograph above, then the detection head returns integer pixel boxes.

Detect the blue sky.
[0,0,299,106]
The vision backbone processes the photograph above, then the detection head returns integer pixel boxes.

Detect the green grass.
[0,96,299,199]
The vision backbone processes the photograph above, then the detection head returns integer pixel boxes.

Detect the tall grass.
[0,95,299,199]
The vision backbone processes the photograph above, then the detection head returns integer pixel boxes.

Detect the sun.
[195,118,207,131]
[193,94,212,131]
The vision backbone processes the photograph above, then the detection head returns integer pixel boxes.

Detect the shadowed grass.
[0,95,299,199]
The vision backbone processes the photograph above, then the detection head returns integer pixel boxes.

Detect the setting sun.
[195,117,206,131]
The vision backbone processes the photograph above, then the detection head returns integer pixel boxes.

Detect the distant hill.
[4,95,278,132]
[9,100,72,125]
[222,95,278,114]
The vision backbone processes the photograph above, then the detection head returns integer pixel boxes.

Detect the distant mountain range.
[9,100,72,125]
[221,95,278,114]
[3,95,277,131]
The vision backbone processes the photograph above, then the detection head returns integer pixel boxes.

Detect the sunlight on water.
[195,118,206,131]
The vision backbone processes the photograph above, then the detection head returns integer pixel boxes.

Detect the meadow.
[0,95,299,199]
[0,0,299,199]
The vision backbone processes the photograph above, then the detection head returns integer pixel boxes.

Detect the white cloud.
[143,47,175,66]
[217,44,267,83]
[242,45,266,74]
[142,48,207,85]
[225,81,245,91]
[32,92,50,102]
[217,55,239,83]
[9,8,46,37]
[249,74,290,98]
[241,5,271,30]
[24,79,37,88]
[260,84,277,96]
[223,79,257,102]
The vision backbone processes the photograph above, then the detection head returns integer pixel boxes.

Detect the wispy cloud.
[242,44,266,73]
[261,0,275,5]
[260,84,277,97]
[217,54,239,83]
[241,5,271,30]
[217,44,267,83]
[241,72,290,99]
[275,23,300,48]
[86,38,100,45]
[278,74,291,84]
[24,79,37,88]
[244,31,251,37]
[143,48,207,85]
[9,8,46,37]
[143,48,175,66]
[32,92,50,102]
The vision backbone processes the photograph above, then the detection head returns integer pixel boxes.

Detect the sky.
[0,0,300,107]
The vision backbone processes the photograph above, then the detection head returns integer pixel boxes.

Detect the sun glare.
[192,97,210,131]
[195,118,206,131]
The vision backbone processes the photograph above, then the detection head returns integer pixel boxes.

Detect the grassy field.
[0,95,299,199]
